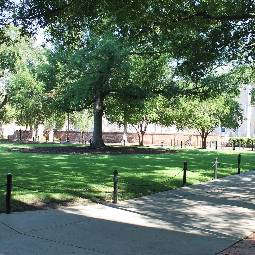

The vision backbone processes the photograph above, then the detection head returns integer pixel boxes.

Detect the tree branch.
[194,11,255,21]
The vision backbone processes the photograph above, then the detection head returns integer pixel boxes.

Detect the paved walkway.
[1,171,255,255]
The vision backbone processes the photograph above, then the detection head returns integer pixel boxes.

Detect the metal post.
[183,161,187,186]
[237,154,241,174]
[233,141,235,150]
[113,170,118,204]
[213,158,219,179]
[181,141,183,148]
[6,173,12,214]
[252,141,254,151]
[215,141,218,150]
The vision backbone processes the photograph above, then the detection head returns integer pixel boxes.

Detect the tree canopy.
[1,0,253,80]
[168,95,243,148]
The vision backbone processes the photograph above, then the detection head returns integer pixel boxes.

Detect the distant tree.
[8,67,49,130]
[106,96,173,146]
[69,110,93,133]
[40,33,170,148]
[172,96,243,149]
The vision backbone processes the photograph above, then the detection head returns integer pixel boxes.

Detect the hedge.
[229,137,255,147]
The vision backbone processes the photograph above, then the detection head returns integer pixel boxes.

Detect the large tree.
[39,33,171,148]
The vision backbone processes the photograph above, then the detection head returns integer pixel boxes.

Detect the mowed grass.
[0,143,254,212]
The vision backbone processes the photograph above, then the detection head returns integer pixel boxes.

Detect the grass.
[0,143,254,213]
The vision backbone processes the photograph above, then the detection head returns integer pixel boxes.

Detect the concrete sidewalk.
[1,171,255,255]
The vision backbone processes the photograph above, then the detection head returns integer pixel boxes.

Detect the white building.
[219,84,255,138]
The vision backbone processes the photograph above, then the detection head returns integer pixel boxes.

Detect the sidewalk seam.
[0,220,110,254]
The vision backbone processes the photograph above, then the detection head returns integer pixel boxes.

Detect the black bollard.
[183,161,187,186]
[6,173,12,214]
[237,154,241,174]
[215,141,218,150]
[252,141,254,151]
[113,170,118,204]
[181,141,183,148]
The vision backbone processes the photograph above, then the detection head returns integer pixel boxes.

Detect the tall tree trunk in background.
[200,128,208,149]
[67,112,70,142]
[136,120,148,146]
[91,94,105,148]
[122,122,128,145]
[0,122,3,138]
[139,131,145,146]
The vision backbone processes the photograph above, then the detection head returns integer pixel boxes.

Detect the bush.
[229,137,255,147]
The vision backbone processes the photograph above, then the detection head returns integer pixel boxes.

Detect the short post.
[213,158,220,179]
[183,161,187,186]
[161,141,164,147]
[215,141,218,150]
[233,141,236,150]
[252,140,254,151]
[6,173,12,214]
[237,154,241,174]
[113,170,118,204]
[181,141,183,148]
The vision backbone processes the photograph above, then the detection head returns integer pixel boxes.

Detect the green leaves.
[171,95,243,135]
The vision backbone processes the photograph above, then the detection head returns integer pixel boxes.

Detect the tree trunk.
[139,122,145,146]
[66,112,70,142]
[201,136,207,149]
[91,94,105,148]
[139,131,145,146]
[0,122,3,138]
[122,122,128,145]
[201,129,208,149]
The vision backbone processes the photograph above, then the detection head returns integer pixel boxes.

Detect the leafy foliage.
[171,95,243,148]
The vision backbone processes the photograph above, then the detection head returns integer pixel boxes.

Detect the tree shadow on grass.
[0,147,255,212]
[0,195,87,214]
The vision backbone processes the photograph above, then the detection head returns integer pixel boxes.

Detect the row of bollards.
[113,154,242,204]
[3,154,242,213]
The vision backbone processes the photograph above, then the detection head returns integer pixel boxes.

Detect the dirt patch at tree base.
[9,146,177,155]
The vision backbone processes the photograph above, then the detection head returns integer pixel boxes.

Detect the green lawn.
[0,143,254,212]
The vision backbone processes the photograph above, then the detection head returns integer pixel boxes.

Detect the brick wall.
[8,130,229,146]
